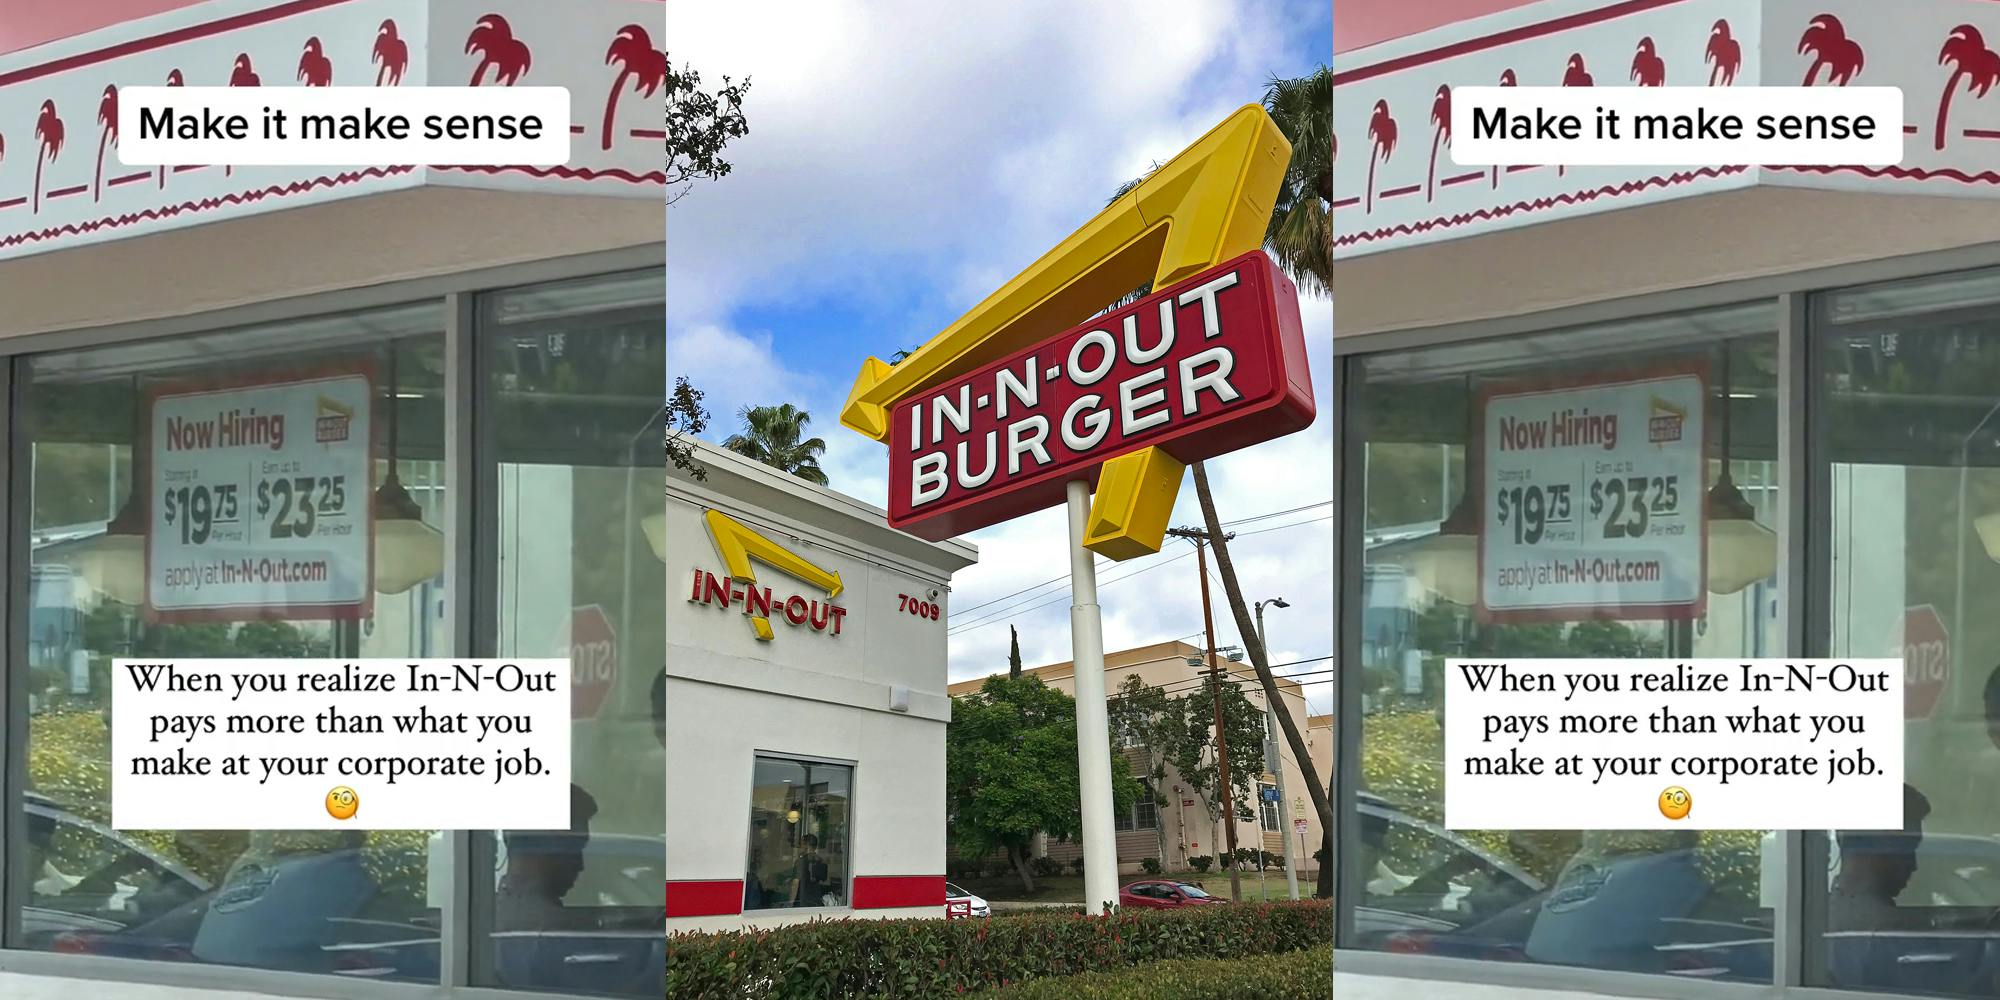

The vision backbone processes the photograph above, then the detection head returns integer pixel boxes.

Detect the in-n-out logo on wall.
[688,509,847,641]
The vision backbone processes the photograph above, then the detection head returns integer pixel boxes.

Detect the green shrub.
[977,946,1332,999]
[1188,855,1213,873]
[665,899,1330,999]
[1139,856,1162,875]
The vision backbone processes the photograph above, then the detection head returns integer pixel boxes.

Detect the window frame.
[739,750,858,917]
[1330,240,2000,999]
[0,243,662,1000]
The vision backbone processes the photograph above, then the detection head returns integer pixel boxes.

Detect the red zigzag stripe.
[1335,166,1749,246]
[1,166,417,248]
[1337,163,2000,247]
[1,163,665,249]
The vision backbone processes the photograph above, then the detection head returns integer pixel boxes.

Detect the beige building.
[949,640,1327,877]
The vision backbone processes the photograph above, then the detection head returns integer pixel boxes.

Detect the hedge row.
[979,945,1333,999]
[665,900,1331,999]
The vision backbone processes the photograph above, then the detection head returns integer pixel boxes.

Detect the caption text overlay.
[1451,86,1904,167]
[1444,659,1904,830]
[118,87,570,167]
[111,659,571,830]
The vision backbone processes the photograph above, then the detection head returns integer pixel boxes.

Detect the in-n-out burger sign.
[691,509,847,641]
[887,251,1313,540]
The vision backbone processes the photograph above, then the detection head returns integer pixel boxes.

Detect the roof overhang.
[1333,0,2000,336]
[0,0,663,338]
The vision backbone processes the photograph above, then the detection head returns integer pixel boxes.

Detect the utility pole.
[1257,597,1300,901]
[1168,525,1240,902]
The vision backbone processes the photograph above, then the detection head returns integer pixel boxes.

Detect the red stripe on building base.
[851,875,945,910]
[666,879,743,918]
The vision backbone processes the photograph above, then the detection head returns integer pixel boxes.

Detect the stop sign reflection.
[1898,604,1949,721]
[564,605,618,720]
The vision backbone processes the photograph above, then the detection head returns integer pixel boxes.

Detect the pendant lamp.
[374,348,444,594]
[1705,349,1777,594]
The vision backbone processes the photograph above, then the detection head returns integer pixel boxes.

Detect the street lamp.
[1254,597,1300,901]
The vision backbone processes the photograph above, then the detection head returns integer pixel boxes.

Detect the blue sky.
[668,0,1334,711]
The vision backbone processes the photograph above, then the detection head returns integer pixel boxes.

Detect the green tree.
[666,55,749,204]
[1261,66,1332,297]
[723,403,830,486]
[1107,674,1182,869]
[948,675,1138,895]
[1167,668,1265,870]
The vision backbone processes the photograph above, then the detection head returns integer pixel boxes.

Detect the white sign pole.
[1066,479,1119,913]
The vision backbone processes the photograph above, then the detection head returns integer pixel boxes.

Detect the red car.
[1118,880,1228,909]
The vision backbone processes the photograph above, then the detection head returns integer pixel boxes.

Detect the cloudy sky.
[667,1,1334,713]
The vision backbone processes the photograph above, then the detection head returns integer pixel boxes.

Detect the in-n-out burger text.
[886,251,1312,540]
[688,570,846,636]
[905,270,1243,508]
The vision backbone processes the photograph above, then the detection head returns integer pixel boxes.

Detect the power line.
[947,499,1330,618]
[946,514,1332,637]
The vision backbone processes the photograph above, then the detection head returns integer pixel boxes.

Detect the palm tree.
[1707,20,1742,86]
[1492,69,1516,190]
[604,24,667,151]
[374,20,409,86]
[1631,38,1665,86]
[159,69,182,189]
[33,100,63,215]
[94,85,117,202]
[724,404,830,486]
[1426,84,1450,204]
[1365,100,1397,213]
[298,37,333,86]
[1937,25,2000,151]
[1799,14,1864,87]
[1261,66,1331,297]
[466,14,532,86]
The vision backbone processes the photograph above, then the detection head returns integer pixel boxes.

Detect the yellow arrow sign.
[703,509,845,641]
[840,103,1290,559]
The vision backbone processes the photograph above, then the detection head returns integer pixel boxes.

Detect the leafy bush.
[977,946,1332,999]
[1139,856,1162,875]
[666,899,1330,999]
[1188,855,1213,873]
[1033,855,1065,878]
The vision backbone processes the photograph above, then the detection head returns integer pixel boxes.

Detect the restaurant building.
[660,442,975,932]
[0,2,665,998]
[1337,2,2000,999]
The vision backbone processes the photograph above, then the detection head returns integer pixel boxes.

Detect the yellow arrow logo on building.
[840,103,1290,559]
[703,509,845,641]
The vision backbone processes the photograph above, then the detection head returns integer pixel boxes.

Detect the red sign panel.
[1901,604,1949,721]
[569,605,617,721]
[886,251,1313,540]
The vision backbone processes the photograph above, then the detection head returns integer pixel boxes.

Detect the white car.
[945,882,990,918]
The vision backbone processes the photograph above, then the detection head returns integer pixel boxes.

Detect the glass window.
[744,755,853,911]
[19,307,446,979]
[1811,268,2000,996]
[1347,304,1780,980]
[1115,783,1157,833]
[1261,782,1281,832]
[476,271,665,996]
